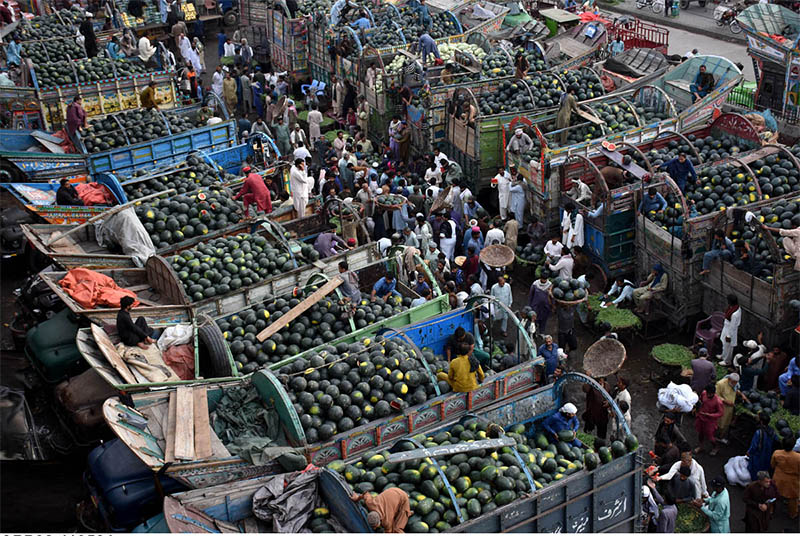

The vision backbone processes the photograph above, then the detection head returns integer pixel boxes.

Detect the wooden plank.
[165,391,177,463]
[192,387,213,459]
[127,283,152,292]
[174,386,195,460]
[90,324,138,384]
[256,277,342,342]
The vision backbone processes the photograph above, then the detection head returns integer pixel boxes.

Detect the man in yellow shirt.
[140,80,158,109]
[715,373,748,443]
[437,342,485,392]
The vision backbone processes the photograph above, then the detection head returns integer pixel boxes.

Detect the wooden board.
[90,324,137,384]
[165,391,177,463]
[193,387,213,460]
[174,386,195,460]
[256,277,342,342]
[576,108,603,126]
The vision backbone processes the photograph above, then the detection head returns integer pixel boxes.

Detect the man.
[418,32,440,65]
[0,1,13,25]
[485,219,505,246]
[412,272,431,297]
[293,141,311,162]
[655,412,686,447]
[504,214,519,252]
[437,212,457,260]
[415,0,432,29]
[659,448,707,499]
[433,147,449,169]
[332,131,346,159]
[211,65,224,97]
[660,152,697,193]
[509,179,526,227]
[138,35,157,65]
[290,124,308,149]
[234,167,272,218]
[556,86,578,145]
[349,10,371,30]
[463,195,483,221]
[411,287,431,307]
[490,275,512,336]
[604,276,634,306]
[556,301,577,355]
[56,178,83,206]
[718,294,741,365]
[445,327,475,362]
[582,377,610,440]
[272,116,291,157]
[698,477,730,533]
[544,235,563,263]
[463,246,480,280]
[569,178,592,205]
[79,13,98,58]
[610,36,625,57]
[66,96,87,141]
[548,247,574,280]
[351,487,411,533]
[700,230,735,276]
[506,128,533,155]
[338,261,362,305]
[543,403,581,446]
[314,232,347,258]
[561,202,584,249]
[600,166,631,190]
[413,214,433,252]
[402,225,419,248]
[425,242,441,265]
[742,471,778,532]
[493,165,511,220]
[690,64,715,103]
[464,226,484,255]
[372,273,401,301]
[689,348,715,394]
[638,186,668,215]
[251,117,272,137]
[654,435,681,476]
[289,158,314,217]
[716,372,747,441]
[140,80,159,109]
[117,296,155,349]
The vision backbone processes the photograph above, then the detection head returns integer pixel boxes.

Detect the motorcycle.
[9,265,65,349]
[0,206,34,263]
[714,4,743,34]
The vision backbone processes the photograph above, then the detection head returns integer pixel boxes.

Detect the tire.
[197,316,234,378]
[730,21,742,34]
[636,0,646,8]
[679,0,689,8]
[652,2,663,13]
[223,10,238,27]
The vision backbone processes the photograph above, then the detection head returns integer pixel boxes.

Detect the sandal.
[693,447,704,455]
[709,448,719,456]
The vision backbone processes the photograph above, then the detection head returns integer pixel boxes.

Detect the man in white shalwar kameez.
[490,275,513,336]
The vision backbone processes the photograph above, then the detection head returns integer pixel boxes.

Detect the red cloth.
[724,304,739,321]
[59,268,138,309]
[235,173,272,213]
[163,343,195,380]
[75,182,115,206]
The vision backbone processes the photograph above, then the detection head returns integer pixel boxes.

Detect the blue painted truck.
[0,129,87,181]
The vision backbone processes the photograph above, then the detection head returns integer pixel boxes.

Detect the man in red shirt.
[234,166,272,218]
[66,96,87,142]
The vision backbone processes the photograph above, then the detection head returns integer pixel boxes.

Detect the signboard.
[746,35,786,62]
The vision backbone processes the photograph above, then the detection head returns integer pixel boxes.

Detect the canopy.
[736,4,800,48]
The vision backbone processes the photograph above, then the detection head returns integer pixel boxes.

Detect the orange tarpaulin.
[59,268,139,309]
[75,183,116,206]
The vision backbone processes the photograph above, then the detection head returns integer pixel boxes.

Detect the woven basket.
[375,194,407,211]
[554,295,588,306]
[583,337,626,378]
[480,244,515,268]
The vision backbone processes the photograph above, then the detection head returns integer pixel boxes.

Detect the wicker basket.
[375,194,408,211]
[554,295,588,306]
[480,244,515,268]
[583,337,626,378]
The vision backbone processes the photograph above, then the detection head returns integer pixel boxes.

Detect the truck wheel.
[699,0,706,5]
[197,316,233,378]
[223,10,239,27]
[679,0,689,8]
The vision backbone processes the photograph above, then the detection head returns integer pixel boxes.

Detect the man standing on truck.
[351,487,412,533]
[66,96,87,143]
[660,152,697,193]
[556,86,578,145]
[140,80,159,110]
[234,166,272,219]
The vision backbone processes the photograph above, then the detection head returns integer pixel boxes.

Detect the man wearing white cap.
[715,372,748,443]
[506,128,533,155]
[542,402,582,446]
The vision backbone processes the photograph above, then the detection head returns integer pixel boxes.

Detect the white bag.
[724,455,751,487]
[657,382,699,413]
[157,324,193,351]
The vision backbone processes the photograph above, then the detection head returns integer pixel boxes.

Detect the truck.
[95,305,540,489]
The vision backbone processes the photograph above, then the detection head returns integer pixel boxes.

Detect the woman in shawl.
[747,412,777,481]
[633,263,668,313]
[528,273,553,334]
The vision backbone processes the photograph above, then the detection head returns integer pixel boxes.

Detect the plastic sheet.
[252,469,339,533]
[96,207,156,267]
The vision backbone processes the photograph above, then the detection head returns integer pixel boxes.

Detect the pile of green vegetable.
[651,344,694,368]
[675,503,708,533]
[170,233,320,302]
[329,419,638,532]
[22,37,84,62]
[587,294,642,330]
[275,336,435,443]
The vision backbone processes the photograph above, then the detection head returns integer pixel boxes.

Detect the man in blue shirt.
[660,153,697,192]
[413,272,431,297]
[542,403,582,446]
[350,11,371,30]
[371,273,401,301]
[537,334,560,380]
[418,33,440,66]
[638,186,668,215]
[610,36,625,57]
[415,0,432,30]
[700,229,735,275]
[690,65,715,103]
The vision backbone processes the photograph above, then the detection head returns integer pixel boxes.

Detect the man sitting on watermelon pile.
[543,403,583,447]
